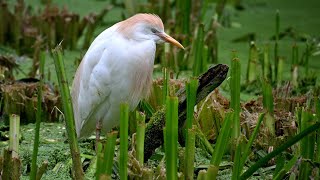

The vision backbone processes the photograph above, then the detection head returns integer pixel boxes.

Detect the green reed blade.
[52,46,84,179]
[184,126,196,180]
[230,57,241,138]
[208,112,233,179]
[262,79,274,114]
[102,131,117,176]
[239,113,265,173]
[210,112,233,165]
[240,121,320,179]
[30,51,45,180]
[232,137,243,180]
[299,108,316,179]
[273,154,298,180]
[165,96,179,180]
[186,78,198,131]
[120,103,129,180]
[273,154,285,177]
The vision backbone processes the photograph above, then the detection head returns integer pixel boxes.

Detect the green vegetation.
[0,0,320,179]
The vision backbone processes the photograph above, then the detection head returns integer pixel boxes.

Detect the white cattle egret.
[71,13,184,139]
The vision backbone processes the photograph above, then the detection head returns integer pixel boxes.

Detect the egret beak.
[158,32,184,49]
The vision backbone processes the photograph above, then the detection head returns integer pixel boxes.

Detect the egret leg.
[95,119,102,151]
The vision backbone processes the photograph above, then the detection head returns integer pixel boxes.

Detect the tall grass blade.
[298,108,316,179]
[239,113,265,173]
[240,121,320,179]
[273,154,298,180]
[30,51,45,180]
[9,114,20,158]
[165,96,179,180]
[208,112,233,179]
[120,103,129,180]
[186,78,198,131]
[52,46,84,179]
[176,0,191,35]
[230,57,241,138]
[273,155,285,177]
[232,137,243,180]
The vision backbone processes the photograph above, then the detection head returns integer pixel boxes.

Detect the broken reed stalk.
[96,131,117,179]
[184,127,196,180]
[208,112,233,179]
[197,170,206,180]
[36,160,48,180]
[291,43,299,87]
[263,44,272,82]
[247,41,258,83]
[30,51,45,180]
[262,79,275,136]
[3,115,21,179]
[2,148,21,179]
[120,103,129,180]
[52,46,84,180]
[185,78,198,132]
[165,96,179,180]
[9,114,20,158]
[230,57,241,138]
[136,112,146,164]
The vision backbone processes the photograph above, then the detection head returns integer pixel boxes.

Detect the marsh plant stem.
[120,103,129,180]
[30,51,45,180]
[52,46,84,180]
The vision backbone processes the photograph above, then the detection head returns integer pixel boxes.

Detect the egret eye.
[151,28,158,33]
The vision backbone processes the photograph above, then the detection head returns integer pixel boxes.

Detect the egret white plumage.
[71,13,184,139]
